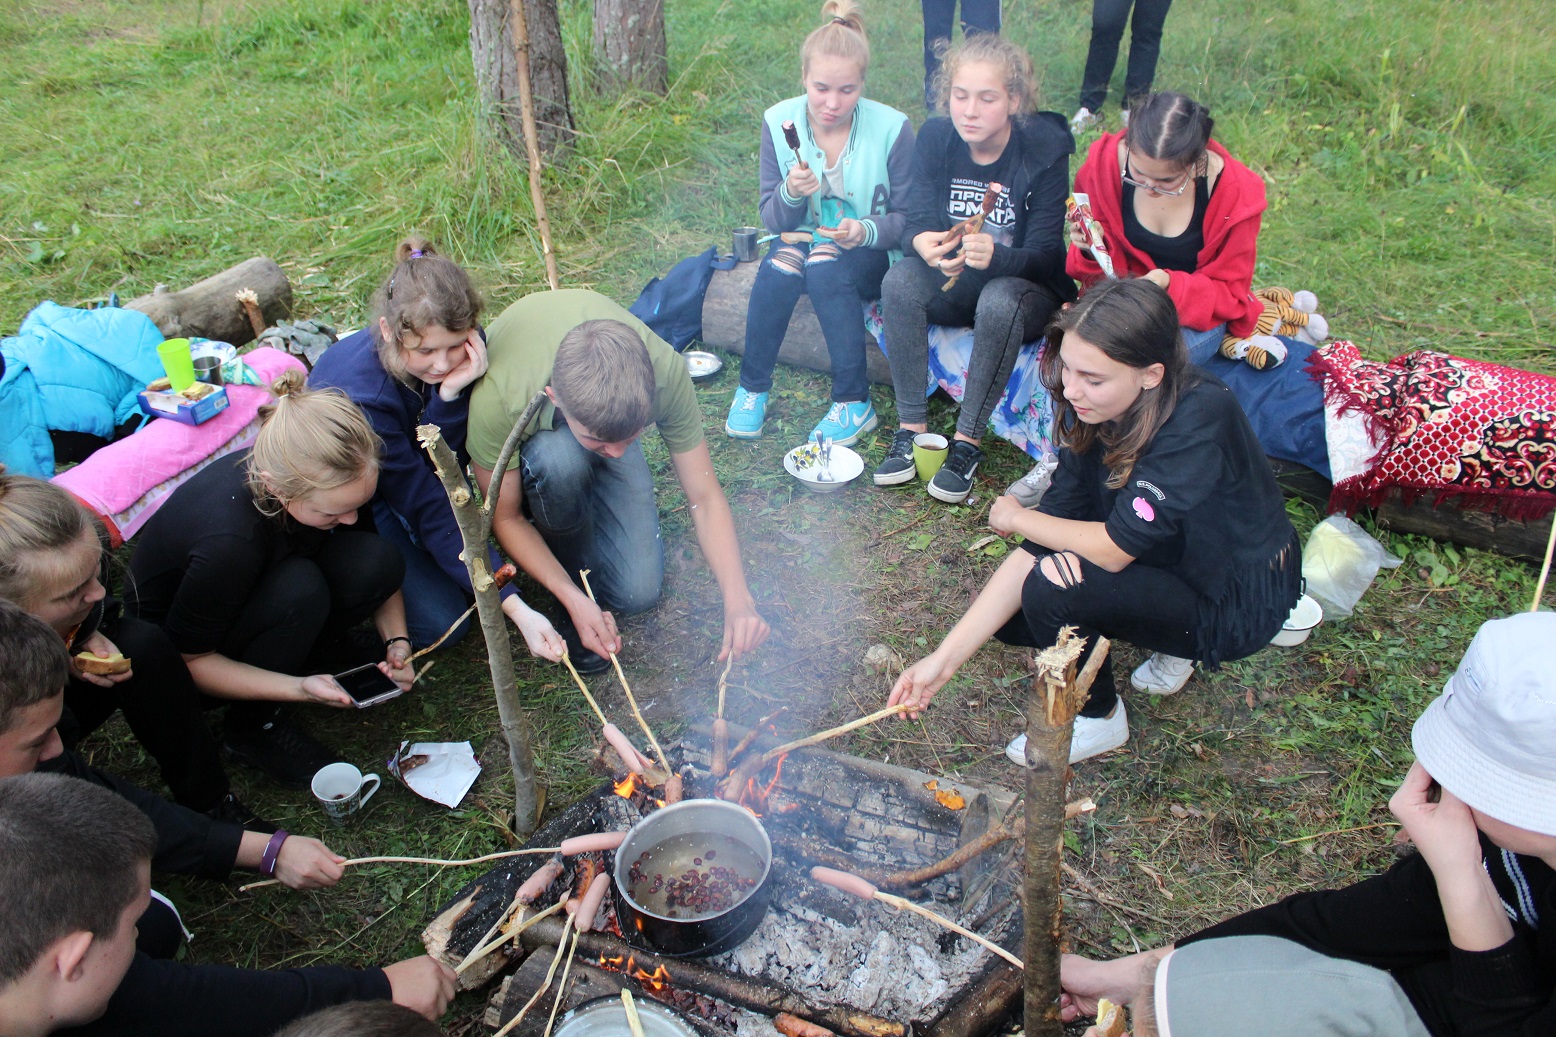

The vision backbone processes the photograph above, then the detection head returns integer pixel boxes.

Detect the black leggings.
[881,256,1064,439]
[217,533,403,733]
[62,615,230,811]
[994,551,1203,717]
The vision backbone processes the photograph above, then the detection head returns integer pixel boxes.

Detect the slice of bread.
[1095,998,1128,1037]
[74,651,132,675]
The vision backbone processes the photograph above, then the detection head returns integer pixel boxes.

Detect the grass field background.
[2,0,1553,1030]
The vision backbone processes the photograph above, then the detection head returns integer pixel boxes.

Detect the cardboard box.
[137,382,230,425]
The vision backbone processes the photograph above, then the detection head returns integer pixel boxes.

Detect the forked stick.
[578,569,670,773]
[541,923,583,1037]
[455,896,568,975]
[760,703,912,764]
[239,847,561,893]
[811,867,1023,969]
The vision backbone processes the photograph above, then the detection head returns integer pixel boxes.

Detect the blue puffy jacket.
[0,303,165,477]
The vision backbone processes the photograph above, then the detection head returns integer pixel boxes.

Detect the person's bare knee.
[769,246,805,277]
[1039,551,1085,588]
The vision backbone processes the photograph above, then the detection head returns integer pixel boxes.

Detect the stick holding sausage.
[782,120,809,170]
[941,183,1004,292]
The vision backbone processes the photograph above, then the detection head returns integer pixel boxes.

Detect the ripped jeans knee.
[1038,551,1086,588]
[768,245,806,277]
[804,241,842,266]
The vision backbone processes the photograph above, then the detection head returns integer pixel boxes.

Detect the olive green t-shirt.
[467,289,705,471]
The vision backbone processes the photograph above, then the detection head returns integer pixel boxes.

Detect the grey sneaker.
[1005,458,1058,508]
[873,428,918,486]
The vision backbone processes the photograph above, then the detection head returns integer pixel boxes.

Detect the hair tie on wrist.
[261,830,290,876]
[385,635,412,651]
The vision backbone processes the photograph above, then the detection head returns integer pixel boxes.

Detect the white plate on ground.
[784,443,864,492]
[684,350,723,380]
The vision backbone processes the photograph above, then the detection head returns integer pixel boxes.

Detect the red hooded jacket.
[1067,131,1267,336]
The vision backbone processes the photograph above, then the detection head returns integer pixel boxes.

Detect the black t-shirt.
[1121,174,1210,273]
[126,453,334,655]
[945,143,1019,246]
[1031,371,1300,663]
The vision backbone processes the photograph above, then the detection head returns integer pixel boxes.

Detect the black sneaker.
[222,719,342,790]
[205,792,275,834]
[927,440,983,504]
[873,428,919,486]
[553,613,611,675]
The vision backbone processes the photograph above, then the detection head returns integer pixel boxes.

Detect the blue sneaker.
[724,387,768,439]
[810,400,878,447]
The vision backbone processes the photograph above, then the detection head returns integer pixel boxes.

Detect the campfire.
[424,716,1028,1037]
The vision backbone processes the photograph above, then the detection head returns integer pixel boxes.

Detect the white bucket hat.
[1411,612,1556,836]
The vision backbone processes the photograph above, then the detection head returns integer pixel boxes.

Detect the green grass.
[5,0,1555,1028]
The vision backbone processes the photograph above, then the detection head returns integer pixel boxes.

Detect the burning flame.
[597,954,672,995]
[737,752,787,816]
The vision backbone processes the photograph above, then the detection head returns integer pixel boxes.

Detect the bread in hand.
[1095,998,1128,1037]
[74,651,132,675]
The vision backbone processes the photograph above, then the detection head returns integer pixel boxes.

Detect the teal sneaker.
[724,387,768,438]
[810,400,878,448]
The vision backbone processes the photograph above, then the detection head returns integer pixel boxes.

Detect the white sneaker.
[1004,701,1129,766]
[1130,653,1195,696]
[1005,457,1058,508]
[1070,107,1101,133]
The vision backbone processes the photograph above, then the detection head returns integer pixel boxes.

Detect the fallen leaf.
[923,779,939,791]
[1135,862,1174,900]
[1245,687,1257,709]
[1169,803,1188,819]
[933,789,966,810]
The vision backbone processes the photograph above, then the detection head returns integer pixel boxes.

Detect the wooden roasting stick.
[578,570,671,777]
[719,703,911,800]
[941,183,1003,293]
[456,894,569,976]
[621,990,647,1037]
[494,912,579,1037]
[239,846,561,893]
[712,655,736,778]
[411,563,518,662]
[811,866,1024,969]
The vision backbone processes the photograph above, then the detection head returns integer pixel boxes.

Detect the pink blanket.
[53,348,306,541]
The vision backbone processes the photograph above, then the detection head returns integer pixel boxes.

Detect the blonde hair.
[371,235,484,383]
[930,32,1036,114]
[246,370,381,515]
[801,0,869,79]
[0,466,97,607]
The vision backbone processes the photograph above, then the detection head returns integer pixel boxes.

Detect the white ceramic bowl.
[784,443,864,493]
[684,350,724,380]
[1270,593,1324,647]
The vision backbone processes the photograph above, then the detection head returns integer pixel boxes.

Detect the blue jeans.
[1181,322,1227,365]
[372,498,474,649]
[520,419,664,615]
[740,241,888,404]
[922,0,1002,108]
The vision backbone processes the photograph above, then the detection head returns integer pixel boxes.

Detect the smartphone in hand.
[334,663,403,709]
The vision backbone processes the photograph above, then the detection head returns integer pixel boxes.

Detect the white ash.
[709,895,985,1022]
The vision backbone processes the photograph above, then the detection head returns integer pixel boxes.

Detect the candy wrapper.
[1067,193,1116,279]
[388,740,482,808]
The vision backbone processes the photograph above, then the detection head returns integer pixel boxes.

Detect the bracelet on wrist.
[260,830,290,876]
[384,636,412,651]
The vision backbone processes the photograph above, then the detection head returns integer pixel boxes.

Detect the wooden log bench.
[702,263,1551,562]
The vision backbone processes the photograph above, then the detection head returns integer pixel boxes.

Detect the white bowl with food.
[1270,593,1323,647]
[684,350,724,380]
[784,442,863,493]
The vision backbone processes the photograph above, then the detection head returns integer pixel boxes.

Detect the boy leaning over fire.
[1062,612,1555,1037]
[466,289,770,674]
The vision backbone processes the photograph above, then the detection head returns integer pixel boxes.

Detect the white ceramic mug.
[311,762,381,823]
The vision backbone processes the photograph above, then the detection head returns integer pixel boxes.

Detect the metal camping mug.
[192,355,225,385]
[733,227,760,263]
[311,762,381,823]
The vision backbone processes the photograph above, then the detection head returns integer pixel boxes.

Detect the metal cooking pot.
[553,996,699,1037]
[612,798,771,958]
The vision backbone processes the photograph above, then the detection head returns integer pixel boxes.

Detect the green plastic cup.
[156,338,197,392]
[913,433,949,481]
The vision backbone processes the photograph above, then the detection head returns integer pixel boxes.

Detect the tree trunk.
[592,0,667,95]
[467,0,574,158]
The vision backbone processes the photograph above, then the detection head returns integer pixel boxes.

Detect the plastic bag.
[1301,515,1402,617]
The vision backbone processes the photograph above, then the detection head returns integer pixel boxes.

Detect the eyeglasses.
[1121,154,1191,196]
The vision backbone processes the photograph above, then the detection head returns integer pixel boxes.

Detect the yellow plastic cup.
[156,338,197,392]
[913,433,949,481]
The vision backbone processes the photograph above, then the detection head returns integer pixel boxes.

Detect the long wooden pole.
[508,0,560,290]
[1021,629,1101,1037]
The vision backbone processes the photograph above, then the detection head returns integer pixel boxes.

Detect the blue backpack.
[629,247,737,352]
